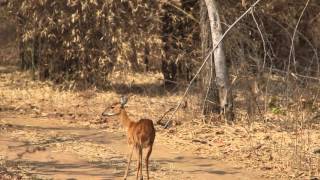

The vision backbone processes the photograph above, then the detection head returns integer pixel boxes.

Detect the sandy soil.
[0,113,264,180]
[0,65,266,179]
[1,65,320,180]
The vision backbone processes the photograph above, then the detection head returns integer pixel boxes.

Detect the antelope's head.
[102,96,128,116]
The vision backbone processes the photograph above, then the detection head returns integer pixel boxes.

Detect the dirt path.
[0,115,264,180]
[0,65,267,179]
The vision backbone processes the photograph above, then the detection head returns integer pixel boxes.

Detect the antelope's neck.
[119,108,133,128]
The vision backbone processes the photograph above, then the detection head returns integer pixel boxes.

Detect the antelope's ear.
[120,96,128,107]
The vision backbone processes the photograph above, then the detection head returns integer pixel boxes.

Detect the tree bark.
[200,0,217,115]
[203,0,234,121]
[144,42,150,72]
[129,38,139,71]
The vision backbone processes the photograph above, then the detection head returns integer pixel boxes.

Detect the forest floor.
[0,64,320,180]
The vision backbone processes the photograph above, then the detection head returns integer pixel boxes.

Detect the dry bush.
[4,0,162,88]
[0,7,18,66]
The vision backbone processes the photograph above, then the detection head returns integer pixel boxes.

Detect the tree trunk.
[144,42,150,72]
[161,3,177,88]
[129,38,139,71]
[200,0,218,115]
[17,13,26,70]
[203,0,234,121]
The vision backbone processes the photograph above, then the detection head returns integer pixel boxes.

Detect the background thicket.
[1,0,320,115]
[3,0,320,82]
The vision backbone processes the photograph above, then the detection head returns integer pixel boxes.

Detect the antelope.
[102,96,156,180]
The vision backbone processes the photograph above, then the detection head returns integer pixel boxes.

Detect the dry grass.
[1,69,320,179]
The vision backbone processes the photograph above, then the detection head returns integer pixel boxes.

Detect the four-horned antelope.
[102,96,156,180]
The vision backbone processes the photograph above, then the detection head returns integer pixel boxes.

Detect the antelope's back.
[128,119,155,148]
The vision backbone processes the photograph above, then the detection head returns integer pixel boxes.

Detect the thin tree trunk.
[200,0,218,115]
[204,0,234,121]
[144,42,150,72]
[129,38,139,71]
[17,13,26,70]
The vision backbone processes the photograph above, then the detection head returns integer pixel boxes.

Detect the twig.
[268,17,319,74]
[249,10,267,120]
[163,2,199,24]
[164,0,264,129]
[287,0,311,75]
[161,78,180,85]
[285,0,310,103]
[270,68,320,81]
[250,9,267,71]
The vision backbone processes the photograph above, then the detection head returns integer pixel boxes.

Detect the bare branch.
[285,0,311,103]
[164,0,264,129]
[251,9,267,71]
[163,1,199,24]
[287,0,311,75]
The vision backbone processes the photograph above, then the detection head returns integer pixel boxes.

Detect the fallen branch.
[270,68,320,81]
[156,107,174,125]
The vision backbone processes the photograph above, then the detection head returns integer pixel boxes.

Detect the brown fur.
[103,101,155,180]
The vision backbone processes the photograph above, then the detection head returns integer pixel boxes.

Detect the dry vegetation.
[1,69,320,179]
[1,0,320,179]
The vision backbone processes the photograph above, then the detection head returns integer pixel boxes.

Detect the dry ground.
[0,65,320,180]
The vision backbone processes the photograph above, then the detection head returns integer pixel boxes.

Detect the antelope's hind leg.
[124,145,135,180]
[145,146,153,180]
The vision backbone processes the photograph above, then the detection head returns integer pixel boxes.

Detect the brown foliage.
[2,0,320,90]
[5,0,160,88]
